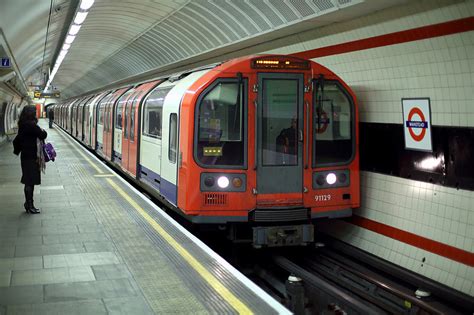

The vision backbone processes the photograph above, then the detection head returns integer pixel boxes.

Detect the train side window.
[124,94,137,139]
[169,113,177,163]
[104,106,108,131]
[115,103,123,129]
[195,79,246,168]
[143,87,172,138]
[130,101,137,141]
[124,103,129,139]
[98,93,112,125]
[115,89,134,130]
[313,81,354,166]
[98,105,104,124]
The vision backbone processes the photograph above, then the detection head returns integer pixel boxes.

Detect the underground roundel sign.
[402,98,432,152]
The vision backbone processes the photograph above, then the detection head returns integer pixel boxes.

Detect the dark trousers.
[49,119,53,128]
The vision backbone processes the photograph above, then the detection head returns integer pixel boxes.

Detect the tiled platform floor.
[0,120,287,315]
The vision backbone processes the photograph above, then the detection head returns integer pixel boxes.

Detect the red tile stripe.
[349,215,474,267]
[292,17,474,60]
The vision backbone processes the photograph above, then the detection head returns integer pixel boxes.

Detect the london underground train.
[54,54,360,247]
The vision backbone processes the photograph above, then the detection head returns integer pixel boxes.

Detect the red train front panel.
[178,55,359,247]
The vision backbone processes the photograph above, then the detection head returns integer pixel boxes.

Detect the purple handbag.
[43,142,56,162]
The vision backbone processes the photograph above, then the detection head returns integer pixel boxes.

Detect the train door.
[69,103,75,134]
[92,92,108,151]
[105,88,130,161]
[97,100,106,153]
[114,89,134,162]
[104,102,113,160]
[256,73,304,197]
[84,102,91,146]
[128,98,140,175]
[123,94,140,175]
[77,102,84,140]
[91,98,97,149]
[122,94,135,172]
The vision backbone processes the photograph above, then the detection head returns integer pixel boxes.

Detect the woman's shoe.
[25,201,40,214]
[29,207,40,214]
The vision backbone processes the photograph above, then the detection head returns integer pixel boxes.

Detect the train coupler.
[252,224,314,248]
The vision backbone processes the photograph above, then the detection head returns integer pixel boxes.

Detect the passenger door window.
[143,87,171,138]
[169,114,177,163]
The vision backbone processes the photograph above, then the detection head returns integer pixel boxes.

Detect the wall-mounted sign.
[1,57,11,68]
[402,98,432,152]
[34,90,60,98]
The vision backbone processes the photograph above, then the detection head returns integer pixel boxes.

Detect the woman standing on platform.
[13,105,47,214]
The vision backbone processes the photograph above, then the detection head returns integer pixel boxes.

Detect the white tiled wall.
[262,0,474,295]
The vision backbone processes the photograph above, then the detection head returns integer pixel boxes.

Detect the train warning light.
[232,177,243,188]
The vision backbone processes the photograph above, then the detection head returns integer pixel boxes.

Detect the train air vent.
[250,208,309,222]
[204,193,227,206]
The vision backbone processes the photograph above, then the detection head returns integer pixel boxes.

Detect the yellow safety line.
[93,174,116,177]
[106,178,253,315]
[56,130,104,174]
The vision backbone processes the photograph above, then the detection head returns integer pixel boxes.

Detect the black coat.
[14,121,47,185]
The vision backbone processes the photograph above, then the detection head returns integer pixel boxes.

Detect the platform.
[0,120,289,314]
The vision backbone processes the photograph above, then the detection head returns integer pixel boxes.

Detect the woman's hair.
[18,105,37,127]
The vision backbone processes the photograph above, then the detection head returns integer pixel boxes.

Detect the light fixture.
[44,0,95,92]
[74,11,88,24]
[80,0,95,10]
[65,35,76,44]
[69,24,81,35]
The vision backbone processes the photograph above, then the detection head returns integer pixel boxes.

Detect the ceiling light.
[80,0,95,10]
[46,0,93,91]
[69,24,81,35]
[74,11,88,24]
[65,35,76,44]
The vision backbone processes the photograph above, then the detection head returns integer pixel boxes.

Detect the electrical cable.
[41,0,54,88]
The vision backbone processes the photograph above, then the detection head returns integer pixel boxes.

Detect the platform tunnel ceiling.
[0,0,410,100]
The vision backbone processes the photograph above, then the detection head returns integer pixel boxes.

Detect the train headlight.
[232,177,243,188]
[326,173,337,185]
[217,176,230,188]
[204,177,215,187]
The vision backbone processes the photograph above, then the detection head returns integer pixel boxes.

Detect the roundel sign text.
[402,98,432,152]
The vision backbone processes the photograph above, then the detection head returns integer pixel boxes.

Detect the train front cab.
[179,55,360,247]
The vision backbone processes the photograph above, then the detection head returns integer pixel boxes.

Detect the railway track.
[246,236,473,314]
